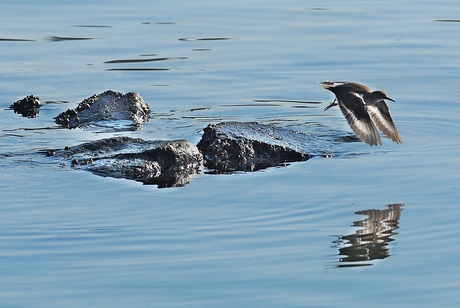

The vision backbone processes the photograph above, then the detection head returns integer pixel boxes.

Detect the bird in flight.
[321,81,402,146]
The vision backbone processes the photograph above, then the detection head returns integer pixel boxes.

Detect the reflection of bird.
[321,81,403,146]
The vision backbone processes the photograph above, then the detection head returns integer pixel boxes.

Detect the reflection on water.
[331,203,403,268]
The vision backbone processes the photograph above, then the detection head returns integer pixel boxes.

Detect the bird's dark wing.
[320,81,372,94]
[337,92,382,146]
[367,101,403,143]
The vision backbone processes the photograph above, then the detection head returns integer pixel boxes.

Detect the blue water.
[1,0,460,307]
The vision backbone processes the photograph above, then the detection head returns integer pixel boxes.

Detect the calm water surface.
[1,0,460,307]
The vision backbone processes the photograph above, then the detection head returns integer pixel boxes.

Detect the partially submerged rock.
[55,90,151,129]
[197,122,323,173]
[51,137,203,187]
[10,95,41,118]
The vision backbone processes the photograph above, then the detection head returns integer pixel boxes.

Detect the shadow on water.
[72,25,113,28]
[104,57,187,64]
[46,36,97,42]
[328,203,404,268]
[0,37,35,41]
[178,37,234,41]
[0,36,97,42]
[433,19,460,22]
[141,21,178,25]
[104,56,187,71]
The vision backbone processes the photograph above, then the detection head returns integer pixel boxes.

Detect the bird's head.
[371,91,395,102]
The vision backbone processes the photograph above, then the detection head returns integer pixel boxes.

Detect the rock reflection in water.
[332,203,403,268]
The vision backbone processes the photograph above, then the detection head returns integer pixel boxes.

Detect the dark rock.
[45,149,56,157]
[55,90,151,129]
[197,122,318,173]
[52,136,203,187]
[10,95,41,118]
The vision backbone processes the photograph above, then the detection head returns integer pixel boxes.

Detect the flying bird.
[321,81,402,146]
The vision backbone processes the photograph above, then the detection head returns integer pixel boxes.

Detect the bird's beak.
[386,96,395,102]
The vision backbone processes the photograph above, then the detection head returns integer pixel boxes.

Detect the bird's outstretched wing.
[366,101,403,143]
[320,81,372,94]
[337,92,382,146]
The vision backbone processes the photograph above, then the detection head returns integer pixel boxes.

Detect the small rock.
[197,122,317,173]
[55,90,151,129]
[50,136,203,187]
[10,95,41,118]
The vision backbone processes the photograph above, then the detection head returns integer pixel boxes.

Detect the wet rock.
[197,122,318,173]
[55,90,151,129]
[10,95,41,118]
[52,137,203,187]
